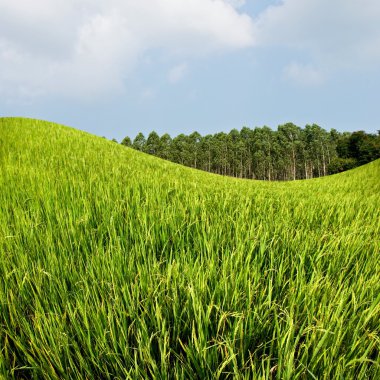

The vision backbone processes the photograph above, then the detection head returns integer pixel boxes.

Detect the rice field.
[0,117,379,379]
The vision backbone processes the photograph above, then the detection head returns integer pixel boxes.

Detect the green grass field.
[1,117,379,379]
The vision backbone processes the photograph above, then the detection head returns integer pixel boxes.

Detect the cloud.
[140,88,156,101]
[0,0,255,101]
[223,0,246,9]
[255,0,380,71]
[3,0,378,100]
[283,62,325,86]
[168,63,188,84]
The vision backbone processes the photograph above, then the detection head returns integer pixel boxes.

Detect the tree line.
[118,123,380,180]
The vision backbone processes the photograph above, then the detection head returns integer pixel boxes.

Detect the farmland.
[0,117,379,379]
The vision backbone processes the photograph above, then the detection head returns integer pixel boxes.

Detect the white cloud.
[3,0,378,100]
[0,0,255,101]
[140,88,156,101]
[283,62,325,86]
[255,0,380,71]
[168,63,188,84]
[223,0,246,9]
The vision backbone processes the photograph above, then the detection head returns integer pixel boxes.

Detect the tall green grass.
[1,117,379,379]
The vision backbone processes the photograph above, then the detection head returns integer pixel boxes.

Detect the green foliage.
[121,136,132,147]
[328,157,358,174]
[132,132,146,151]
[146,131,161,155]
[347,131,380,164]
[336,131,380,166]
[126,123,340,180]
[125,125,380,181]
[158,133,172,160]
[1,117,380,379]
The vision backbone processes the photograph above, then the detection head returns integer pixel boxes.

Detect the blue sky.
[1,0,379,141]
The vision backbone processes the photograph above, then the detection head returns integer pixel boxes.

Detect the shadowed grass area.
[1,117,379,379]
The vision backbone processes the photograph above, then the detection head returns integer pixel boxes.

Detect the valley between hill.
[1,117,379,379]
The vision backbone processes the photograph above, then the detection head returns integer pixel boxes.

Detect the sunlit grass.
[1,117,379,379]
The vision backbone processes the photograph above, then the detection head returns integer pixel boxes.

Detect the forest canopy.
[120,124,380,181]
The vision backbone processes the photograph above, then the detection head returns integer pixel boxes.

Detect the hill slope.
[1,117,379,379]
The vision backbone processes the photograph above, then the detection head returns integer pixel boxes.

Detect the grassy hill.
[1,117,379,379]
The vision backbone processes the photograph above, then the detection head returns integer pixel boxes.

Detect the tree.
[213,132,229,175]
[171,134,191,166]
[328,157,357,174]
[159,133,172,160]
[347,131,380,165]
[127,124,378,180]
[199,134,214,172]
[121,136,132,147]
[304,124,332,178]
[277,123,303,180]
[228,129,246,177]
[240,126,254,178]
[335,131,380,166]
[188,132,202,169]
[146,131,160,155]
[336,132,351,159]
[132,133,146,152]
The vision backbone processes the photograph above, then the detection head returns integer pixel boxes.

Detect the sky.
[1,0,380,141]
